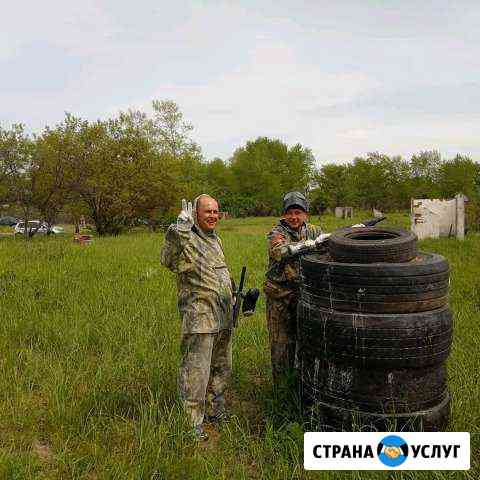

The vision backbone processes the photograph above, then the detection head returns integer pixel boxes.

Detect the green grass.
[0,213,478,479]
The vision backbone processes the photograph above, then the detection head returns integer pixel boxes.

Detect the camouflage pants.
[265,291,299,386]
[179,329,232,427]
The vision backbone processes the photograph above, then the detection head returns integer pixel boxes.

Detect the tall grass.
[0,213,477,479]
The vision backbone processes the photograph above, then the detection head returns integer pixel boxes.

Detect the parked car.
[50,225,65,234]
[0,216,18,226]
[13,221,64,235]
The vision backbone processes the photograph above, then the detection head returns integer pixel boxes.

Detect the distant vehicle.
[0,216,18,226]
[13,221,64,235]
[50,225,65,234]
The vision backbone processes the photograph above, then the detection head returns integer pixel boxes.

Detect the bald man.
[160,195,234,441]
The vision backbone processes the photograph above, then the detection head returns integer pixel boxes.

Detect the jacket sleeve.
[267,229,302,261]
[160,224,192,272]
[268,224,325,261]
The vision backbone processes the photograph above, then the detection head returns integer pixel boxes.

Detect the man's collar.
[193,224,217,239]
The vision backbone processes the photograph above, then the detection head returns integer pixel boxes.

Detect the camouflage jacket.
[160,224,234,334]
[264,219,323,298]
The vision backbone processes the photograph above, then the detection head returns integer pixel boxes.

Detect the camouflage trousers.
[264,283,299,387]
[179,329,232,427]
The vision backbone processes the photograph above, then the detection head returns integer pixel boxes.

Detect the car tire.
[301,252,449,279]
[328,227,418,263]
[303,392,451,432]
[297,304,453,368]
[299,358,448,413]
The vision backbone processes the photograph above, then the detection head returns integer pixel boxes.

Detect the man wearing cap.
[264,191,329,387]
[160,195,234,441]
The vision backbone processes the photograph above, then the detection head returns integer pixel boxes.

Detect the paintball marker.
[232,266,260,328]
[352,216,387,227]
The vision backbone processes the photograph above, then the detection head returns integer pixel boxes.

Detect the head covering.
[283,191,308,213]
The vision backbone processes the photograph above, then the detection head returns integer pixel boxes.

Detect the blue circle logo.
[377,435,409,467]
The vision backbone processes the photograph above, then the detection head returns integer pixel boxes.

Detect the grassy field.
[0,212,478,479]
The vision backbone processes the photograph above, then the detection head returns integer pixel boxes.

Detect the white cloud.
[141,41,379,156]
[1,1,480,164]
[315,114,480,163]
[0,1,115,58]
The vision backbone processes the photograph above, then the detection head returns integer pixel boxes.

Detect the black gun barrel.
[232,266,246,328]
[361,216,386,227]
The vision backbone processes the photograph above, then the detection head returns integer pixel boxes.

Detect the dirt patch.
[200,423,221,449]
[228,386,267,435]
[32,439,52,461]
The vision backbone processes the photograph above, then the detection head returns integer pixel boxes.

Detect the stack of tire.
[298,227,452,432]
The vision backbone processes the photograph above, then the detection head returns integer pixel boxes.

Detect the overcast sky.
[2,1,479,165]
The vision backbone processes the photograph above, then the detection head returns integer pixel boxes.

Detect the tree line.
[310,151,480,213]
[0,100,479,236]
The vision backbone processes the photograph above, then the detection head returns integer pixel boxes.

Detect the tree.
[117,110,181,230]
[151,100,203,199]
[311,163,353,209]
[199,158,234,204]
[349,154,388,209]
[228,137,314,215]
[281,143,315,193]
[67,115,143,234]
[346,153,410,210]
[151,100,197,159]
[408,150,442,199]
[32,115,82,231]
[437,155,480,199]
[435,155,480,232]
[0,124,37,238]
[18,102,202,236]
[54,109,184,235]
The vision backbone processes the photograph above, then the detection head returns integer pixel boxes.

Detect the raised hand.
[177,199,194,231]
